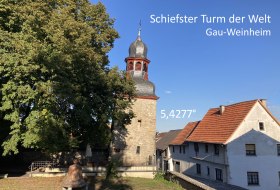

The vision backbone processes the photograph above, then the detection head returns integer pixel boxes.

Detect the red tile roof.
[171,121,199,145]
[187,100,259,144]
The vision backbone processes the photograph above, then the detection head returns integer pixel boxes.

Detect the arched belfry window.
[143,63,147,72]
[128,62,133,70]
[135,62,142,71]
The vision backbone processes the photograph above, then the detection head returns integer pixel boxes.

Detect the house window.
[175,161,180,173]
[196,164,201,174]
[214,144,219,155]
[277,144,280,156]
[172,146,175,153]
[183,146,186,154]
[246,144,256,156]
[216,168,223,181]
[136,146,140,154]
[194,143,199,153]
[259,122,264,131]
[164,160,168,172]
[205,144,208,153]
[207,166,210,176]
[179,146,182,153]
[247,172,259,185]
[278,171,280,185]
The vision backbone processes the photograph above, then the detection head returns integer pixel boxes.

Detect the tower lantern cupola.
[128,30,148,58]
[125,27,156,98]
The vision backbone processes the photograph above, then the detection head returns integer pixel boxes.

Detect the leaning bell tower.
[114,28,158,166]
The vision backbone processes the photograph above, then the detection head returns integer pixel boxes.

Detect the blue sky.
[91,0,280,132]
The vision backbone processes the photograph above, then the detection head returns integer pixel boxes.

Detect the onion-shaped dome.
[129,36,148,58]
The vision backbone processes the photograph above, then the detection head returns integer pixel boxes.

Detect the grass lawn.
[0,176,184,190]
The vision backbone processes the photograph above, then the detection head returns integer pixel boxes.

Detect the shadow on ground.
[87,177,132,190]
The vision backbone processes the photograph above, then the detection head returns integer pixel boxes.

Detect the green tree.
[0,0,135,155]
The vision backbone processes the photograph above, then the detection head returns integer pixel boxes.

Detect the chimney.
[260,99,267,107]
[220,105,225,115]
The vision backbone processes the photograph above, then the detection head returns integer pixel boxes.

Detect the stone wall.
[113,98,157,166]
[166,171,214,190]
[40,166,156,179]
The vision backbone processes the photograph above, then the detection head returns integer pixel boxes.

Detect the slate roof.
[156,132,167,142]
[156,129,181,150]
[187,100,260,144]
[171,121,199,145]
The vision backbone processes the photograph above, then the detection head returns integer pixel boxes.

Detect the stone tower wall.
[120,98,157,166]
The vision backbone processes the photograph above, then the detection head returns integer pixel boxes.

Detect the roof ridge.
[225,99,258,106]
[221,99,259,108]
[207,99,259,110]
[188,121,200,124]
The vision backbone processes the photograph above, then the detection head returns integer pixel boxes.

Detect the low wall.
[32,166,156,179]
[166,171,215,190]
[117,166,156,179]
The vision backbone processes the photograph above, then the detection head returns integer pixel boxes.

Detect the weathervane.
[138,20,142,37]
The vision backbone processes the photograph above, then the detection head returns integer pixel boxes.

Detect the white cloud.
[164,90,172,94]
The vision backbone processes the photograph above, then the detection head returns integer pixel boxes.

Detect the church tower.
[114,28,158,166]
